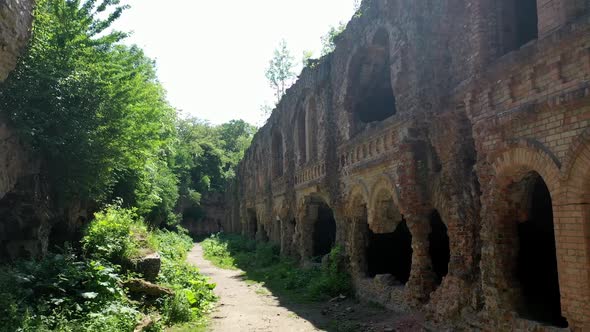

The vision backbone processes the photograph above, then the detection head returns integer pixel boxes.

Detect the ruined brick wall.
[226,0,590,330]
[182,192,226,236]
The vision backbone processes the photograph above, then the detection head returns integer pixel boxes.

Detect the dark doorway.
[247,209,258,238]
[516,175,567,327]
[366,220,412,284]
[429,210,450,285]
[353,71,396,123]
[500,0,538,54]
[348,29,396,125]
[515,0,538,47]
[312,202,336,257]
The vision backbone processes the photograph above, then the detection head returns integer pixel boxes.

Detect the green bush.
[82,204,156,261]
[0,208,216,332]
[253,242,280,268]
[164,291,193,324]
[306,246,352,300]
[0,251,139,332]
[155,229,217,325]
[201,234,238,269]
[153,227,194,261]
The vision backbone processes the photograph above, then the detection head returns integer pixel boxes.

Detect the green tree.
[172,117,255,220]
[265,39,296,105]
[321,22,346,56]
[302,50,314,68]
[0,0,177,217]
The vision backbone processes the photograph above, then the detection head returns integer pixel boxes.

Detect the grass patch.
[201,233,352,303]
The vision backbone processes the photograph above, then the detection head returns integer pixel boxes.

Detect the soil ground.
[187,243,430,332]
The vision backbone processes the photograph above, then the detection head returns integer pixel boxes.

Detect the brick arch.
[346,180,370,216]
[561,127,590,183]
[368,174,404,233]
[490,143,561,195]
[368,174,402,212]
[295,192,336,259]
[481,145,568,324]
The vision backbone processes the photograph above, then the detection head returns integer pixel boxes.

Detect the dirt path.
[187,243,324,332]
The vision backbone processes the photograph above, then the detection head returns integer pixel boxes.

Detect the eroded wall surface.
[0,0,34,81]
[226,0,590,330]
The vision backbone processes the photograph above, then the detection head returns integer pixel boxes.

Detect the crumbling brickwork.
[225,0,590,330]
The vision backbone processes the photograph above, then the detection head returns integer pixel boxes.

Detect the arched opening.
[247,208,258,238]
[347,28,396,127]
[296,110,307,166]
[499,0,538,55]
[366,220,412,284]
[312,201,336,257]
[515,174,567,327]
[428,210,450,285]
[272,131,284,178]
[369,187,403,234]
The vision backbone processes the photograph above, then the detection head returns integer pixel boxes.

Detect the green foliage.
[302,50,314,68]
[164,291,193,324]
[265,39,296,105]
[82,203,155,261]
[175,118,256,220]
[307,246,352,300]
[0,207,216,332]
[201,235,237,269]
[0,0,177,222]
[0,251,139,332]
[154,229,217,325]
[201,234,352,302]
[0,0,256,228]
[321,22,347,56]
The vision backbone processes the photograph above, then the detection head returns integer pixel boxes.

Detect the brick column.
[405,215,436,303]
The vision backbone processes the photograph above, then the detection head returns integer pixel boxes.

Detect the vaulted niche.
[515,173,566,327]
[348,28,396,125]
[366,220,412,284]
[500,0,538,54]
[272,130,284,178]
[312,200,337,257]
[366,188,411,284]
[428,210,450,285]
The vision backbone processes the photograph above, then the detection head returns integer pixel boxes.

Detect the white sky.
[111,1,357,126]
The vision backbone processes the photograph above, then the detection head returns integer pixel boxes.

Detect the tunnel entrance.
[429,210,450,285]
[366,220,412,284]
[515,175,567,327]
[312,202,336,257]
